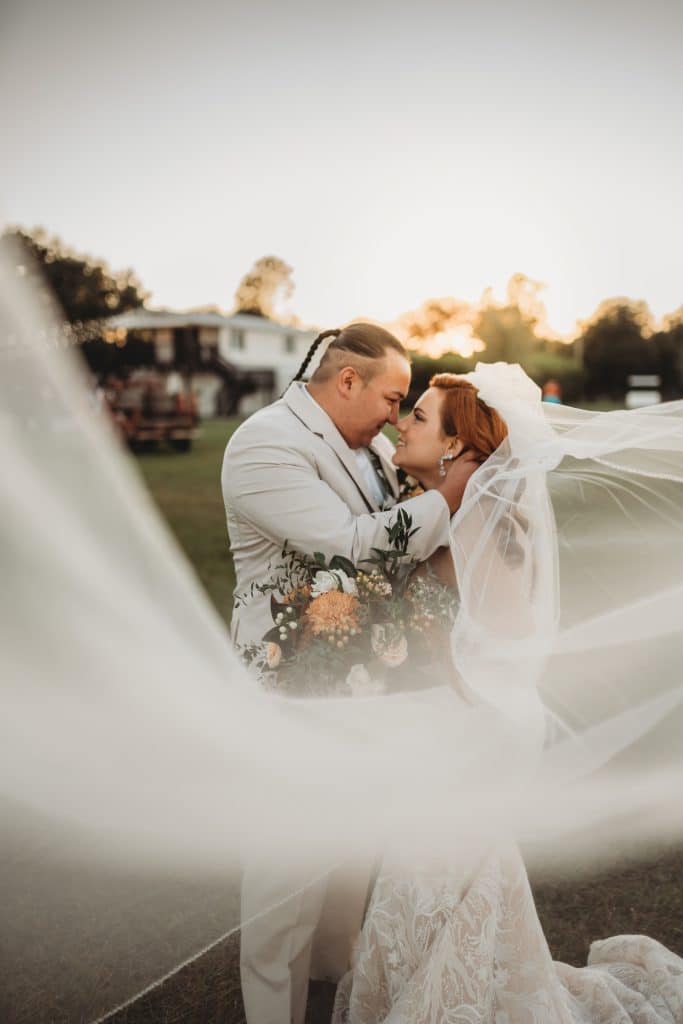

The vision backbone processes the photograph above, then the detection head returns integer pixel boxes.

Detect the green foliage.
[473,303,538,365]
[384,507,419,555]
[406,352,475,405]
[400,276,683,403]
[651,310,683,398]
[2,226,148,378]
[407,347,585,405]
[580,299,657,399]
[363,508,421,598]
[3,226,146,324]
[327,554,358,577]
[404,295,682,404]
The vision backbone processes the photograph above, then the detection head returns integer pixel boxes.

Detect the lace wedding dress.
[332,843,683,1023]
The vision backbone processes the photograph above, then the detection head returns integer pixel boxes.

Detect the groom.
[221,322,475,1024]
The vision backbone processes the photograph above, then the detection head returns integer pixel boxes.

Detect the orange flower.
[282,584,311,604]
[304,591,359,636]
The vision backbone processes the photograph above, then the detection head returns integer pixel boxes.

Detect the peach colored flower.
[265,642,282,669]
[305,591,359,636]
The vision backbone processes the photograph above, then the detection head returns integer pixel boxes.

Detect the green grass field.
[126,418,682,1024]
[136,418,240,628]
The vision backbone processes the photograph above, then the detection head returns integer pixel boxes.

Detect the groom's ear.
[337,366,361,396]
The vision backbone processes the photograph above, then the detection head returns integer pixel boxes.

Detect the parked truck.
[104,373,199,452]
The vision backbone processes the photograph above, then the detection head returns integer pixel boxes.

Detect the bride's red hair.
[429,374,508,464]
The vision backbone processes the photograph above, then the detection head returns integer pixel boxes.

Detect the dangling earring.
[438,452,456,477]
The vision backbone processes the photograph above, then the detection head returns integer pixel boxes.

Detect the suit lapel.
[282,383,381,512]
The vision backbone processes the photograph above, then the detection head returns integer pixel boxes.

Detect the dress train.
[332,844,683,1023]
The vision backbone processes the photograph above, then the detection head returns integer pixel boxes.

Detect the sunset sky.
[2,0,682,342]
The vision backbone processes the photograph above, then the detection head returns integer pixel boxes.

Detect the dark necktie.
[366,448,394,506]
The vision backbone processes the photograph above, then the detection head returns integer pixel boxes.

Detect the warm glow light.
[389,276,565,358]
[408,325,485,359]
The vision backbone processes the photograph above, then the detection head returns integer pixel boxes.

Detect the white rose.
[371,624,408,668]
[310,570,337,596]
[346,664,387,697]
[337,570,358,595]
[311,568,358,598]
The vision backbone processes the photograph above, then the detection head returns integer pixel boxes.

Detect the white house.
[106,309,318,417]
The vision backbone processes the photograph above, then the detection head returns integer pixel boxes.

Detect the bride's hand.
[437,451,479,514]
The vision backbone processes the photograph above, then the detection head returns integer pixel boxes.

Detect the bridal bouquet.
[241,510,457,697]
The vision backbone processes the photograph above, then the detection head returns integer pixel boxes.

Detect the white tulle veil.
[2,239,683,1022]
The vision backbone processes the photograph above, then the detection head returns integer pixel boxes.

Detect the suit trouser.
[240,862,329,1024]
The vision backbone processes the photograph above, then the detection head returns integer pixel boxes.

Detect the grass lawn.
[123,417,682,1024]
[135,418,240,629]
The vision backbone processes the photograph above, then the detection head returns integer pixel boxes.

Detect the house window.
[155,329,173,364]
[284,334,296,354]
[230,329,245,351]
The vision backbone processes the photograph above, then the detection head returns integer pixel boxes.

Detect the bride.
[332,371,683,1023]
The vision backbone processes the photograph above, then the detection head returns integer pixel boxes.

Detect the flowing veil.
[449,362,683,854]
[451,363,683,762]
[2,240,683,1022]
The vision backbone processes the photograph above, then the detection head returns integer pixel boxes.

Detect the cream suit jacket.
[222,381,452,650]
[223,384,453,1014]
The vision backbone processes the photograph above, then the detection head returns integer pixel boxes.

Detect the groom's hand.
[437,452,479,514]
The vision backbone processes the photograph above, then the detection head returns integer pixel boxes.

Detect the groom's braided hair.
[290,322,406,387]
[290,328,341,383]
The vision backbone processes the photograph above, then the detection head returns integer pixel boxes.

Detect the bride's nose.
[396,415,408,436]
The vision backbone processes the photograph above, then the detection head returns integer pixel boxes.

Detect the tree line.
[3,226,682,401]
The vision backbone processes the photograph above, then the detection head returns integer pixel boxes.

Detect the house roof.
[107,308,316,336]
